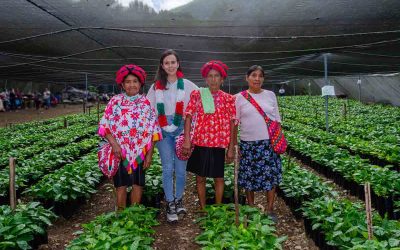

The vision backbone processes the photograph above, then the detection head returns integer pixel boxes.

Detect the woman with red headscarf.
[183,60,237,210]
[98,64,162,211]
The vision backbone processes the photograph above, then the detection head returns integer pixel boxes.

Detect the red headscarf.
[115,64,147,86]
[200,60,229,79]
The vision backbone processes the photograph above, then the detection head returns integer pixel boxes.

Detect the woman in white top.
[147,49,198,222]
[235,65,282,222]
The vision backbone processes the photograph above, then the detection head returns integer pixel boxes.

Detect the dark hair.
[246,65,265,77]
[154,49,183,88]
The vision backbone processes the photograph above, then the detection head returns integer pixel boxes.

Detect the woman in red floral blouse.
[183,60,236,210]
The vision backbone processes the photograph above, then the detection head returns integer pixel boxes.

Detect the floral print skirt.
[238,139,282,191]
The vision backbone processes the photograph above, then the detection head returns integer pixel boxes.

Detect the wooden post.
[9,157,16,211]
[364,183,373,240]
[83,101,86,114]
[234,145,240,226]
[64,117,68,128]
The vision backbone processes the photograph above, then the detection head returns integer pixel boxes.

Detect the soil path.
[0,104,89,127]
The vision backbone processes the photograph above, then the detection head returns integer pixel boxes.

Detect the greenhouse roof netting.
[0,0,399,86]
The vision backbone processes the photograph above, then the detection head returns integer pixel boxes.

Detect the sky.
[117,0,192,12]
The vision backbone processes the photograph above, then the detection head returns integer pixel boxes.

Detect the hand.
[225,146,235,164]
[182,140,192,156]
[111,142,122,159]
[144,154,152,170]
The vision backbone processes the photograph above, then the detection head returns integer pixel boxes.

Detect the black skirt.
[187,146,225,178]
[113,163,145,188]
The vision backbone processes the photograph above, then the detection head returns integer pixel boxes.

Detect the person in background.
[9,88,16,111]
[235,65,282,223]
[43,88,51,109]
[0,91,5,112]
[147,49,198,223]
[98,64,162,211]
[183,60,236,211]
[279,85,285,96]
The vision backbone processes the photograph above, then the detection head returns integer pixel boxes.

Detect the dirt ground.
[4,108,319,250]
[37,171,318,250]
[0,104,87,127]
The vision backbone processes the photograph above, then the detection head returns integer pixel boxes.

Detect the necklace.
[155,71,185,133]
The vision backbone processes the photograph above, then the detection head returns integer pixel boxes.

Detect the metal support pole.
[324,54,329,132]
[84,73,88,114]
[357,76,362,102]
[293,80,296,96]
[5,79,7,90]
[85,73,88,103]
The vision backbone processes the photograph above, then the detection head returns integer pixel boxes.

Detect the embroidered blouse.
[185,90,236,148]
[98,93,162,172]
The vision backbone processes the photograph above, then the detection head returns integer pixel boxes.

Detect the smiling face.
[121,74,141,96]
[206,69,224,92]
[162,54,179,77]
[246,69,264,91]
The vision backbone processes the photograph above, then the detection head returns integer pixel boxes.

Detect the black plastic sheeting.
[0,0,399,87]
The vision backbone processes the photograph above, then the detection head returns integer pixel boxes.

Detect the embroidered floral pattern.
[238,139,282,191]
[98,94,162,174]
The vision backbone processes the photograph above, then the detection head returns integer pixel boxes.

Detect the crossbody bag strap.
[240,90,272,127]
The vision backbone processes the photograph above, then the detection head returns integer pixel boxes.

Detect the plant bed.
[28,231,48,249]
[39,197,86,219]
[195,204,286,249]
[288,147,397,219]
[303,217,339,250]
[276,188,303,219]
[205,195,246,205]
[67,205,159,249]
[0,202,56,250]
[126,191,164,209]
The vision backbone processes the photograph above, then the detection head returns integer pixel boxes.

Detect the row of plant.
[282,119,399,167]
[203,163,239,204]
[195,204,286,249]
[281,106,399,146]
[141,152,163,207]
[279,96,399,126]
[279,98,399,144]
[67,205,159,250]
[0,113,98,152]
[0,202,57,250]
[285,129,400,197]
[24,152,102,216]
[0,137,99,202]
[279,156,400,249]
[0,123,98,169]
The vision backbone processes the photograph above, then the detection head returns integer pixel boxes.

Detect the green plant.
[67,205,159,250]
[196,204,286,249]
[0,202,56,250]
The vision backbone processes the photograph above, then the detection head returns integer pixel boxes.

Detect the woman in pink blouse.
[235,65,282,222]
[183,60,236,210]
[98,64,162,211]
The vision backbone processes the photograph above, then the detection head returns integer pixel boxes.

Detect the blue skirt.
[238,139,282,191]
